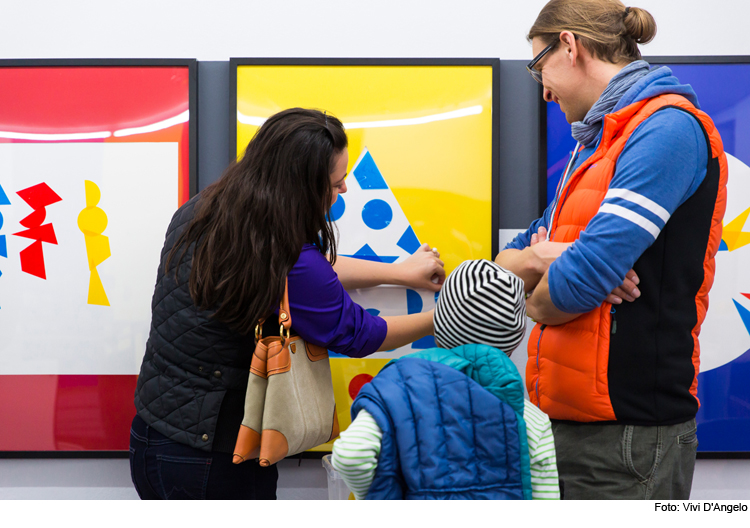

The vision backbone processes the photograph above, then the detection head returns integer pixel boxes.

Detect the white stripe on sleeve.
[599,203,661,239]
[605,188,671,223]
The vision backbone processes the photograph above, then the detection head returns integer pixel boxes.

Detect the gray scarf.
[571,60,650,147]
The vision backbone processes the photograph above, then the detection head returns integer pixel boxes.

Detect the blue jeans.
[129,414,278,500]
[552,419,698,500]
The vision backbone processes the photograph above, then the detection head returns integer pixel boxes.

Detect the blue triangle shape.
[0,183,10,206]
[397,226,421,254]
[353,150,388,190]
[719,239,728,251]
[732,299,750,337]
[343,243,398,264]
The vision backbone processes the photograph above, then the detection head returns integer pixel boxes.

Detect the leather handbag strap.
[255,278,292,343]
[278,278,292,330]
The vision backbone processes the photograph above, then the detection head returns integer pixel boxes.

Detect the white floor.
[0,458,327,500]
[0,458,747,500]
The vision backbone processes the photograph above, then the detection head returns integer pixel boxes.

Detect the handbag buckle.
[280,324,291,346]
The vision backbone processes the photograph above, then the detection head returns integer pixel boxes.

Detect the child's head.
[434,259,527,356]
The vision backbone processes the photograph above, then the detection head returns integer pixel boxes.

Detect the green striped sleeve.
[331,409,382,500]
[523,400,561,500]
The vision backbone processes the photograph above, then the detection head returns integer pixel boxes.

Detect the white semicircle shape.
[699,152,750,373]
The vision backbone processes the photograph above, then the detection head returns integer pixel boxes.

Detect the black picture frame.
[0,58,198,457]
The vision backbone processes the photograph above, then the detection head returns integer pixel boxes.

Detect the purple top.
[274,244,388,358]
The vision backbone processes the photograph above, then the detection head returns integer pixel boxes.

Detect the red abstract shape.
[743,293,750,302]
[16,183,62,227]
[348,373,374,400]
[19,208,47,229]
[13,182,62,280]
[14,223,58,244]
[18,241,47,279]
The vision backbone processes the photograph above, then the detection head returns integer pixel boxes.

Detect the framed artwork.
[231,58,500,448]
[0,59,197,452]
[543,57,750,455]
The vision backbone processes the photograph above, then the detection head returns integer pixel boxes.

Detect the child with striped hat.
[332,260,560,499]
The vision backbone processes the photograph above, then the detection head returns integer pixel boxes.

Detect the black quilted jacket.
[134,195,256,452]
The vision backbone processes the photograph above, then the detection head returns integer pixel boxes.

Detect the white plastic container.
[322,454,353,500]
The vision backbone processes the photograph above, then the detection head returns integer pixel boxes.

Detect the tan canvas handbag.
[233,278,340,467]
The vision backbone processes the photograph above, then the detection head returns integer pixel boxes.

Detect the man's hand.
[529,225,548,246]
[395,243,446,292]
[495,226,571,293]
[607,269,641,304]
[527,225,571,274]
[530,226,640,305]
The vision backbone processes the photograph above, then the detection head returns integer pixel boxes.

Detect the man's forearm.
[494,248,544,293]
[526,272,581,326]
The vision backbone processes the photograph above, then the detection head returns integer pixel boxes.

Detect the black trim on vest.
[608,106,720,425]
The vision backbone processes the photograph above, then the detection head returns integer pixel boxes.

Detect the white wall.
[1,0,748,499]
[1,0,748,61]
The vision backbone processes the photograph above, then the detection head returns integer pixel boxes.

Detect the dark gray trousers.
[552,418,698,500]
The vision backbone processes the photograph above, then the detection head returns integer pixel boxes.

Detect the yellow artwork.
[77,180,111,306]
[234,62,495,448]
[235,64,494,274]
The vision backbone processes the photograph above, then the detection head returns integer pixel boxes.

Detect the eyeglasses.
[526,40,558,85]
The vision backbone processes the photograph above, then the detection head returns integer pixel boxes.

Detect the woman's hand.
[333,245,444,291]
[395,243,446,292]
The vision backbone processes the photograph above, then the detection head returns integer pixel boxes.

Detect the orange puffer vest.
[528,94,728,424]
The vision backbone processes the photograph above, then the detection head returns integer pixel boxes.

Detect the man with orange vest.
[497,4,727,500]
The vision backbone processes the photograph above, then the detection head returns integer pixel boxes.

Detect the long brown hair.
[168,108,347,334]
[528,0,657,64]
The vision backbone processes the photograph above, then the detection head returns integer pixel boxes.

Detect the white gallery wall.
[1,0,748,62]
[1,0,749,499]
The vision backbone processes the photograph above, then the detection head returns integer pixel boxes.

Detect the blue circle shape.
[328,194,346,222]
[361,199,393,230]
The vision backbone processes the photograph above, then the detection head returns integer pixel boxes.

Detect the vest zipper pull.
[610,307,617,334]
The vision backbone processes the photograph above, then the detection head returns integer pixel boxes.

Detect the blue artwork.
[545,61,750,453]
[361,199,393,230]
[328,194,346,222]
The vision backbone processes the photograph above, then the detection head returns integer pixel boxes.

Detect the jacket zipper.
[535,324,547,408]
[610,307,617,334]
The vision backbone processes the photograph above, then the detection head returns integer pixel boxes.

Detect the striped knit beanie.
[434,259,527,356]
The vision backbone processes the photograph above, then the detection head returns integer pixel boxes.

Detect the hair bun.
[623,6,657,44]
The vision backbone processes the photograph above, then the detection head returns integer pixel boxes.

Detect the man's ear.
[559,30,578,67]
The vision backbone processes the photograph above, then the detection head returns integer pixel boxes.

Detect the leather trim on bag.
[306,342,329,362]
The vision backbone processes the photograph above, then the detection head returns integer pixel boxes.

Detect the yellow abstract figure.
[723,206,750,252]
[77,180,111,306]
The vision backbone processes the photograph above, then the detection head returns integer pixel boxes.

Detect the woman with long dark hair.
[129,108,443,499]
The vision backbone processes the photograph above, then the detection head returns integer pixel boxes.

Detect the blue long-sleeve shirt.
[505,67,709,313]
